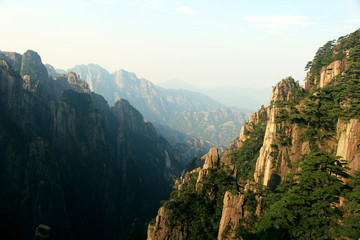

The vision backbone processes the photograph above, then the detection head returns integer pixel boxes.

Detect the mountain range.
[0,50,182,240]
[57,64,250,163]
[148,29,360,240]
[158,78,270,112]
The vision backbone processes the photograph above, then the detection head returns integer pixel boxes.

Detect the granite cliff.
[0,50,182,240]
[147,29,360,240]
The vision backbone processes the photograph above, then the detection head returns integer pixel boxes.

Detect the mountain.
[158,79,270,112]
[148,29,360,239]
[68,64,224,119]
[0,50,182,240]
[168,107,247,147]
[67,64,249,162]
[152,122,213,165]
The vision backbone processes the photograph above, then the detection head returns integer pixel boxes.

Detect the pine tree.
[258,151,350,239]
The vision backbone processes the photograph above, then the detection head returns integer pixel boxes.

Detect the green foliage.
[155,29,360,240]
[258,151,350,239]
[304,61,313,71]
[230,110,267,181]
[163,168,237,239]
[275,109,288,124]
[306,29,360,87]
[340,170,360,239]
[234,190,262,239]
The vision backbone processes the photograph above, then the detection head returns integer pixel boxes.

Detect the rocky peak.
[269,77,300,104]
[217,191,245,240]
[45,64,59,79]
[114,69,142,88]
[50,72,91,97]
[20,50,49,80]
[111,99,157,138]
[59,72,90,92]
[202,147,219,169]
[68,64,113,93]
[0,51,22,72]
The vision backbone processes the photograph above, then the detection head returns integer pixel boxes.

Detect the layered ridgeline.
[148,29,360,239]
[0,50,182,240]
[60,64,249,162]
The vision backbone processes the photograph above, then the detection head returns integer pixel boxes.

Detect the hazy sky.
[0,0,359,88]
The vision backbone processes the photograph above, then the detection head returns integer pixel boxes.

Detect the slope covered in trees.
[148,29,360,240]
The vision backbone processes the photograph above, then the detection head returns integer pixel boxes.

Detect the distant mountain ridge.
[65,64,250,161]
[158,79,271,112]
[68,64,224,120]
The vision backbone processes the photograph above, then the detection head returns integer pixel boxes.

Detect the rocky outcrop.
[34,224,51,240]
[254,77,304,187]
[238,105,266,148]
[319,59,347,88]
[336,119,360,176]
[202,148,220,169]
[0,51,22,72]
[148,147,237,237]
[305,58,348,90]
[57,72,90,93]
[45,64,59,79]
[217,192,244,240]
[147,207,183,240]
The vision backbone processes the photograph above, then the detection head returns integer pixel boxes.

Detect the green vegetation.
[273,29,360,152]
[152,29,360,240]
[258,151,350,239]
[162,168,237,239]
[230,110,267,182]
[341,170,360,239]
[306,29,360,86]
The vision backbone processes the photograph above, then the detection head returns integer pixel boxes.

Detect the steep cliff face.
[254,77,307,188]
[254,34,358,188]
[217,191,244,240]
[336,119,360,176]
[0,50,182,240]
[147,29,360,240]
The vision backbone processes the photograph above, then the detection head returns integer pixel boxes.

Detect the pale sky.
[0,0,359,88]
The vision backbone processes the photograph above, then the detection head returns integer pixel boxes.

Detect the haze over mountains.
[57,64,250,163]
[158,79,271,112]
[1,27,360,240]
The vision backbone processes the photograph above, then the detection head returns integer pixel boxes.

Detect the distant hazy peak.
[158,79,199,91]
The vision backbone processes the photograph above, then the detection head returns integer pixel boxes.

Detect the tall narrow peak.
[0,51,22,72]
[20,50,49,91]
[254,77,303,187]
